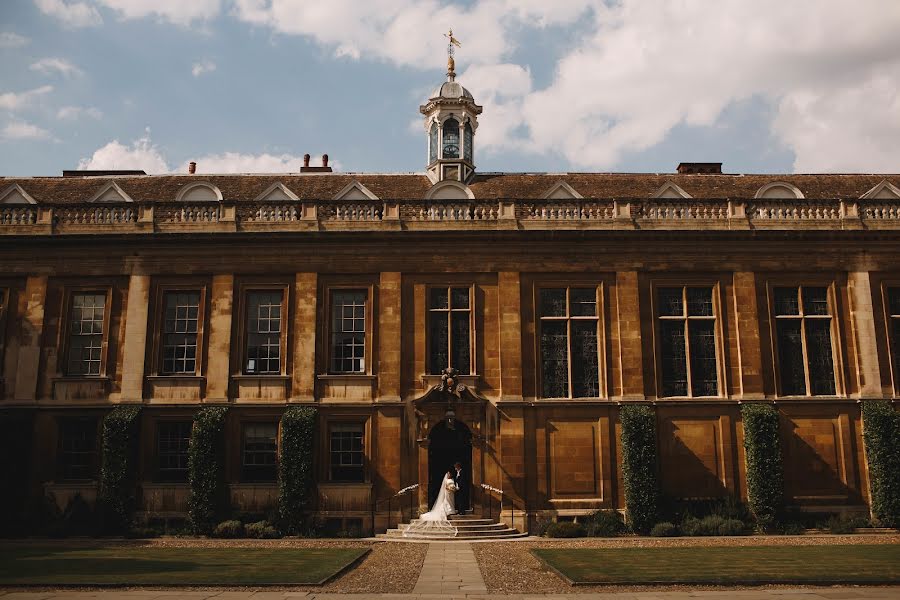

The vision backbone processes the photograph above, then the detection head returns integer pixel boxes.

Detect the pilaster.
[498,272,523,401]
[204,274,233,402]
[732,272,765,399]
[377,272,402,401]
[291,272,317,402]
[847,271,884,398]
[13,275,47,402]
[615,271,645,399]
[119,274,150,402]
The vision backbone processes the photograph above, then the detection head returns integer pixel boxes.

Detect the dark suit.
[453,468,469,514]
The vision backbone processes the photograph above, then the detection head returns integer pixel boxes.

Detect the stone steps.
[379,514,525,540]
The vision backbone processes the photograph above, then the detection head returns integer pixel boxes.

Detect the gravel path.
[472,534,900,594]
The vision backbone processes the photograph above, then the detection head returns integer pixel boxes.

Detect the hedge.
[97,405,142,533]
[861,400,900,528]
[619,404,660,534]
[277,406,317,534]
[188,406,229,535]
[741,403,784,528]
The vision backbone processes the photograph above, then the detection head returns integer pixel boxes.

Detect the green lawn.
[533,545,900,585]
[0,545,368,585]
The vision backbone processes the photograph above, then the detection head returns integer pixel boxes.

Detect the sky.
[1,0,899,177]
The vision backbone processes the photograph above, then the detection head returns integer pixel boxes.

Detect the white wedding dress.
[401,475,458,537]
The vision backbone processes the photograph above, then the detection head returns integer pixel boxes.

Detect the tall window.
[245,290,282,375]
[65,292,106,376]
[242,423,278,482]
[330,423,364,482]
[888,288,900,392]
[161,291,201,375]
[58,418,97,480]
[429,122,438,164]
[774,286,836,396]
[330,290,367,373]
[463,122,473,162]
[428,287,471,374]
[156,421,191,482]
[442,118,460,159]
[656,287,719,397]
[539,287,600,398]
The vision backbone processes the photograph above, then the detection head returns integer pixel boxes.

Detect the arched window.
[429,122,438,164]
[463,122,473,162]
[442,118,460,159]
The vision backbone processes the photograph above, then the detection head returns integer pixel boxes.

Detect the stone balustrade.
[1,198,897,235]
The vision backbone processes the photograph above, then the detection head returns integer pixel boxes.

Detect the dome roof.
[431,79,474,101]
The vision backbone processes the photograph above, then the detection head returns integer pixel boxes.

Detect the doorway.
[427,420,472,510]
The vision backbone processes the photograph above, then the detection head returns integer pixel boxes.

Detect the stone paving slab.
[1,591,899,599]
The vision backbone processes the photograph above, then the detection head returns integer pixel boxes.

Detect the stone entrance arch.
[427,420,472,510]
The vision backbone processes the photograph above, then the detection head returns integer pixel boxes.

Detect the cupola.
[420,29,482,184]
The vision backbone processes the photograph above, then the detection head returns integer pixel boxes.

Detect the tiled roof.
[1,172,898,203]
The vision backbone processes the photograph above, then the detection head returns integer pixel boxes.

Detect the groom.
[452,461,469,515]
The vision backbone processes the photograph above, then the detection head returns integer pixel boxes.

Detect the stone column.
[732,272,765,399]
[291,272,317,402]
[119,274,151,402]
[498,272,523,401]
[13,275,47,402]
[615,271,645,399]
[377,272,401,402]
[847,271,884,398]
[204,274,233,402]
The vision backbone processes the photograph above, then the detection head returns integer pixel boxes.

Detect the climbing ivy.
[97,405,142,534]
[741,403,784,529]
[619,404,660,534]
[188,406,228,535]
[861,400,900,528]
[277,406,317,534]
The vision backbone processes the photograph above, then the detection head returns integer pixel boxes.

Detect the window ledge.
[143,481,189,488]
[232,374,290,380]
[317,374,377,381]
[52,375,111,383]
[146,375,205,381]
[775,395,845,400]
[231,482,277,488]
[46,480,98,487]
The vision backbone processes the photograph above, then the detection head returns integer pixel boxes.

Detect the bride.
[402,470,459,537]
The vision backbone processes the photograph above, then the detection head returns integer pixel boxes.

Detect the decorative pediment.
[89,181,133,203]
[254,182,299,202]
[652,181,692,199]
[860,180,900,200]
[754,181,804,199]
[0,184,37,205]
[413,368,486,407]
[334,180,379,201]
[425,179,474,200]
[542,181,583,200]
[175,181,223,202]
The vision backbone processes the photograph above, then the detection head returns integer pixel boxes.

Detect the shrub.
[188,406,229,535]
[718,518,748,536]
[825,515,858,534]
[741,403,784,529]
[277,406,317,535]
[245,520,281,539]
[781,521,805,535]
[619,405,660,534]
[650,522,679,537]
[531,515,553,537]
[213,519,244,538]
[97,405,142,534]
[545,521,586,538]
[126,527,160,539]
[861,400,900,528]
[55,493,96,537]
[584,510,625,537]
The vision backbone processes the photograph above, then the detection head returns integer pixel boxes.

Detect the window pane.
[806,320,836,395]
[540,320,569,397]
[162,291,200,374]
[571,320,599,397]
[802,287,830,316]
[245,291,282,374]
[451,311,471,375]
[888,288,900,316]
[429,122,438,164]
[774,287,800,316]
[570,288,597,316]
[58,419,96,480]
[777,320,805,395]
[657,287,683,317]
[242,423,278,482]
[687,287,714,317]
[429,287,448,310]
[464,122,473,162]
[451,287,469,309]
[67,293,106,376]
[442,118,460,159]
[157,421,191,482]
[689,320,718,396]
[659,320,688,396]
[428,311,449,374]
[331,290,366,373]
[330,424,364,482]
[539,288,567,317]
[892,318,900,386]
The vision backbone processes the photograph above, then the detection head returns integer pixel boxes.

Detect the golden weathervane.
[444,28,461,80]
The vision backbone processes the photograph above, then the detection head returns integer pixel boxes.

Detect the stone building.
[1,62,899,534]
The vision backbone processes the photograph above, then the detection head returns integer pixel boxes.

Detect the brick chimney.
[303,154,310,167]
[677,162,722,174]
[188,161,197,174]
[301,153,333,173]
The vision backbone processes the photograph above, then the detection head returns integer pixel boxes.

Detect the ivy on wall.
[619,404,660,534]
[97,405,142,533]
[741,403,784,528]
[278,406,317,534]
[189,406,229,535]
[861,400,900,528]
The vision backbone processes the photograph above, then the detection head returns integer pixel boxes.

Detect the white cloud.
[97,0,221,25]
[179,152,333,173]
[191,59,216,77]
[30,57,84,78]
[0,85,54,111]
[2,120,53,141]
[34,0,103,27]
[57,105,103,120]
[78,131,170,173]
[0,32,30,48]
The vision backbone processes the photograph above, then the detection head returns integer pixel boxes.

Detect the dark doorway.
[428,420,472,512]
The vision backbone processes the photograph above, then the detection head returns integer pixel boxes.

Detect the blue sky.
[1,1,898,176]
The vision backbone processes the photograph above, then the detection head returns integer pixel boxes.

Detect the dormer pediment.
[425,179,474,201]
[89,181,133,203]
[860,180,900,200]
[542,181,583,200]
[334,181,379,201]
[652,181,692,199]
[175,181,223,202]
[255,182,299,202]
[755,182,804,199]
[0,184,37,205]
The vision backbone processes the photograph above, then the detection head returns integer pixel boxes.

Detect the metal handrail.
[371,483,419,533]
[481,483,511,530]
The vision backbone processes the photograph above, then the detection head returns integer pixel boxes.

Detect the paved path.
[411,542,487,594]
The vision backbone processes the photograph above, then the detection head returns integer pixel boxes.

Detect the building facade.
[1,68,900,533]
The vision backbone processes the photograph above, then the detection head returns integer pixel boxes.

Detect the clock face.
[443,143,459,158]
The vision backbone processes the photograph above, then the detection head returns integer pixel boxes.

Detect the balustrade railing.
[156,203,222,223]
[405,202,499,221]
[519,201,614,220]
[0,206,37,225]
[238,203,301,223]
[637,201,729,220]
[56,205,137,225]
[750,201,841,220]
[320,202,383,221]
